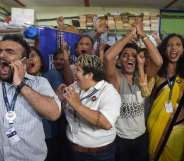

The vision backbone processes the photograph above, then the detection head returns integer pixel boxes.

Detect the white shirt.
[65,80,121,148]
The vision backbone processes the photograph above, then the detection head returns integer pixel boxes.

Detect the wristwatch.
[17,81,26,91]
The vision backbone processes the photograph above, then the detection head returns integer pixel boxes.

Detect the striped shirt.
[0,73,61,161]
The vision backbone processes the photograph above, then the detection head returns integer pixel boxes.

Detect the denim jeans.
[70,142,115,161]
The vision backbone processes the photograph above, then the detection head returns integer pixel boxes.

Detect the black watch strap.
[17,81,26,91]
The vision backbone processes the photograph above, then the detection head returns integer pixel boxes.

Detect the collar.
[24,73,35,80]
[79,80,105,100]
[93,80,105,90]
[82,80,105,93]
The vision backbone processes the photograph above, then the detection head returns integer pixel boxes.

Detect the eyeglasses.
[0,48,16,55]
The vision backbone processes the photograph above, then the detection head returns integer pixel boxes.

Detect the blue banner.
[38,27,80,71]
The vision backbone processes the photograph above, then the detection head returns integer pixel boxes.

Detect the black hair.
[124,43,139,51]
[53,48,64,60]
[30,47,46,73]
[77,54,105,81]
[158,33,184,78]
[75,34,94,49]
[2,34,30,58]
[82,66,105,81]
[119,43,139,57]
[138,47,147,53]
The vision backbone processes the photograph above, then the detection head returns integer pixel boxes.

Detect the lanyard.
[167,76,176,101]
[2,82,20,112]
[80,88,99,101]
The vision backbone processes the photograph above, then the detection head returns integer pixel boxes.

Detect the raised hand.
[57,16,65,30]
[135,19,146,39]
[127,27,138,43]
[94,17,108,34]
[11,58,26,86]
[137,51,146,67]
[63,86,81,109]
[99,43,108,63]
[56,83,67,101]
[61,41,70,62]
[152,32,161,45]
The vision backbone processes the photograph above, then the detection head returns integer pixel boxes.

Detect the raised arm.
[137,51,155,97]
[20,85,61,121]
[62,47,74,85]
[104,29,136,91]
[136,21,163,78]
[12,60,61,121]
[137,51,146,86]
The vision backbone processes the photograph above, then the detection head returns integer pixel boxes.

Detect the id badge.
[165,102,173,113]
[6,127,20,145]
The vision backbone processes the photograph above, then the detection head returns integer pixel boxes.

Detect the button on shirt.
[0,74,61,161]
[65,80,121,148]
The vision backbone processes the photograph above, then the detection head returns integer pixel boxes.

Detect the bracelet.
[142,36,148,41]
[17,81,26,91]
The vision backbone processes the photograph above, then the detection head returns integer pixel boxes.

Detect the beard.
[0,69,13,83]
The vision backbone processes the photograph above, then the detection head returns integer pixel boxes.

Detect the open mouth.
[170,51,178,59]
[81,50,87,54]
[127,61,135,68]
[0,59,11,75]
[28,61,35,69]
[30,63,35,68]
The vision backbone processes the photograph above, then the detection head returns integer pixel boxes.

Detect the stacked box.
[108,16,116,30]
[143,15,151,31]
[86,15,96,27]
[79,15,86,29]
[114,16,123,30]
[122,15,131,30]
[150,15,159,31]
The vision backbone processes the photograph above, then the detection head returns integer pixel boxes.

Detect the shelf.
[0,28,22,35]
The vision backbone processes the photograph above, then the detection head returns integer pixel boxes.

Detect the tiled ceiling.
[0,0,184,9]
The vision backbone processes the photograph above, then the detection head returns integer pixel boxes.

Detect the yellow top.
[147,75,184,161]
